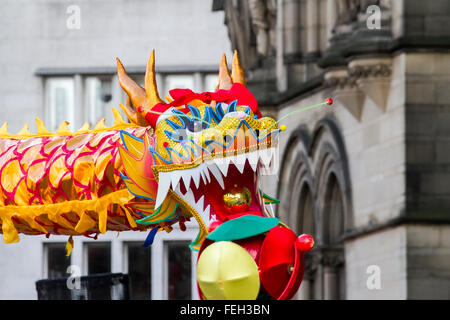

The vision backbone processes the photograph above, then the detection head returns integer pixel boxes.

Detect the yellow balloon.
[197,241,260,300]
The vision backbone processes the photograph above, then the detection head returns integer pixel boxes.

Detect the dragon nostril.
[223,135,232,143]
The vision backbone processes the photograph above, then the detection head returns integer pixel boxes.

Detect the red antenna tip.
[325,98,333,105]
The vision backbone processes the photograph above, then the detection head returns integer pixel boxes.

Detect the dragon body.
[0,51,314,300]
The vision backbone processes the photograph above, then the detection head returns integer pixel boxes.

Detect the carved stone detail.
[324,75,358,90]
[248,0,277,58]
[320,247,345,268]
[336,0,361,25]
[349,59,393,111]
[349,63,392,79]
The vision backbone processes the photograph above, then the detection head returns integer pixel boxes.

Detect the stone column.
[321,248,344,300]
[297,278,311,299]
[283,0,301,55]
[323,266,339,299]
[306,0,319,53]
[276,0,288,91]
[326,0,337,42]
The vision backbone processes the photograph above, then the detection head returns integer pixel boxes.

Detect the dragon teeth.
[214,156,230,177]
[260,148,273,169]
[259,147,278,176]
[247,151,259,172]
[170,170,183,190]
[196,195,205,213]
[233,153,247,174]
[191,167,201,189]
[181,173,192,193]
[202,166,211,184]
[206,162,225,189]
[164,148,278,215]
[155,171,172,209]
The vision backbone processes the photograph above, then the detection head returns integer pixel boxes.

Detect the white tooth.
[191,167,201,189]
[233,154,246,173]
[184,189,196,207]
[207,163,225,189]
[269,147,279,175]
[155,172,171,209]
[202,205,211,222]
[181,172,192,192]
[170,170,183,190]
[215,157,230,177]
[260,148,273,169]
[268,158,275,175]
[200,168,208,185]
[202,166,211,183]
[247,151,258,172]
[204,204,210,216]
[196,195,205,213]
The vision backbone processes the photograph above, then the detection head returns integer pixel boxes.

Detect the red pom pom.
[163,141,169,148]
[137,105,143,112]
[208,220,222,233]
[325,98,333,106]
[296,234,314,252]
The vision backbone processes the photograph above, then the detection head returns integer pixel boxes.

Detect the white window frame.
[162,239,197,300]
[163,74,195,99]
[42,242,71,279]
[84,76,114,127]
[44,77,75,131]
[203,73,219,92]
[83,241,112,275]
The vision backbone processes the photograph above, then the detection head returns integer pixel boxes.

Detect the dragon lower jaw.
[170,148,279,225]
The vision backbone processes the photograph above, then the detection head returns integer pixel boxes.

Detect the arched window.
[296,184,318,300]
[322,172,346,300]
[324,173,345,244]
[278,120,352,300]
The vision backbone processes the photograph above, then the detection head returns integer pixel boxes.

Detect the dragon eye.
[223,134,232,143]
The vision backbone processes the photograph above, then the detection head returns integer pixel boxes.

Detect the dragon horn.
[231,50,246,86]
[218,53,233,90]
[145,50,164,105]
[120,97,149,127]
[116,57,150,125]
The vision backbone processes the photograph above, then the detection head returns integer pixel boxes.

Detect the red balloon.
[296,234,314,252]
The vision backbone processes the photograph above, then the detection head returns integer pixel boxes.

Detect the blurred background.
[1,0,450,300]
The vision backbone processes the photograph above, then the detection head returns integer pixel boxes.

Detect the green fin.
[207,215,279,242]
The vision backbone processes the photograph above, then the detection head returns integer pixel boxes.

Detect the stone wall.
[404,53,450,216]
[263,0,450,299]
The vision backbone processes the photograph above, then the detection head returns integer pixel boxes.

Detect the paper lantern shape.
[197,241,260,300]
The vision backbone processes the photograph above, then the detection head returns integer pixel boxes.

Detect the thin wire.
[142,101,329,130]
[144,109,212,127]
[268,102,328,131]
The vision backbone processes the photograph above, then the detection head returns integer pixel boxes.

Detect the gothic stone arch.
[277,117,353,299]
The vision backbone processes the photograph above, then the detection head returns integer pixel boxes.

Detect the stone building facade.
[214,0,450,299]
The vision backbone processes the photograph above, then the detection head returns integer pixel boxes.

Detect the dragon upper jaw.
[157,147,279,223]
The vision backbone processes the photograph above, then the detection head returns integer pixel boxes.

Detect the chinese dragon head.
[0,50,314,300]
